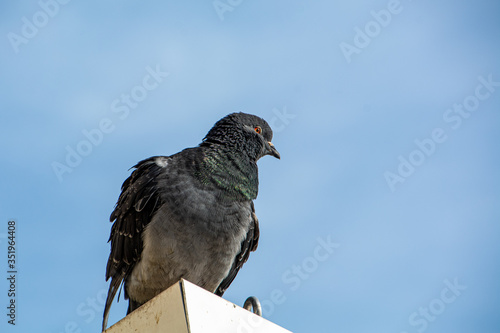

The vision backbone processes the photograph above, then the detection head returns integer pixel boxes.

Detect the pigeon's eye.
[254,126,262,134]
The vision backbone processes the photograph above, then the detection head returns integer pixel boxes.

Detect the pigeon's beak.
[266,141,281,159]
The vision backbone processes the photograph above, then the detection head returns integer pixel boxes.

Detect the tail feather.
[102,276,124,332]
[127,298,142,315]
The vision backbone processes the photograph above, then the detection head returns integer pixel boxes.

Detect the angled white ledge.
[106,279,292,333]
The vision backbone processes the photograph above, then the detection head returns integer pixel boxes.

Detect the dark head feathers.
[201,112,279,160]
[203,112,273,143]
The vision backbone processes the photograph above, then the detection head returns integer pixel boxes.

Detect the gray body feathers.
[102,113,278,331]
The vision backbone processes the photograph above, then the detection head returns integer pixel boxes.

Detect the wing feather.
[102,157,166,331]
[215,202,260,296]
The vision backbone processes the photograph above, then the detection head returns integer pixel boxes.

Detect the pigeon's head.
[202,112,280,161]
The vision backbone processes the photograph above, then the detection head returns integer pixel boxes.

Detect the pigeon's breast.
[126,173,253,304]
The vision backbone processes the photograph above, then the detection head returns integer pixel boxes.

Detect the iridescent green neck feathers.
[196,148,259,201]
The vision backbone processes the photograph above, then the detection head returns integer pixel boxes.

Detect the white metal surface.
[106,279,292,333]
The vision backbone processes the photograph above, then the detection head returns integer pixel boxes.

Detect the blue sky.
[1,1,499,332]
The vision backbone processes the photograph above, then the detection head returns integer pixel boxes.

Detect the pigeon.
[102,112,280,331]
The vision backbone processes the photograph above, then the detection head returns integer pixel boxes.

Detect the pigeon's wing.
[102,157,166,331]
[215,201,260,296]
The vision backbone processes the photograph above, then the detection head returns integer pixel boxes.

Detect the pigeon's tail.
[102,276,124,332]
[127,298,142,315]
